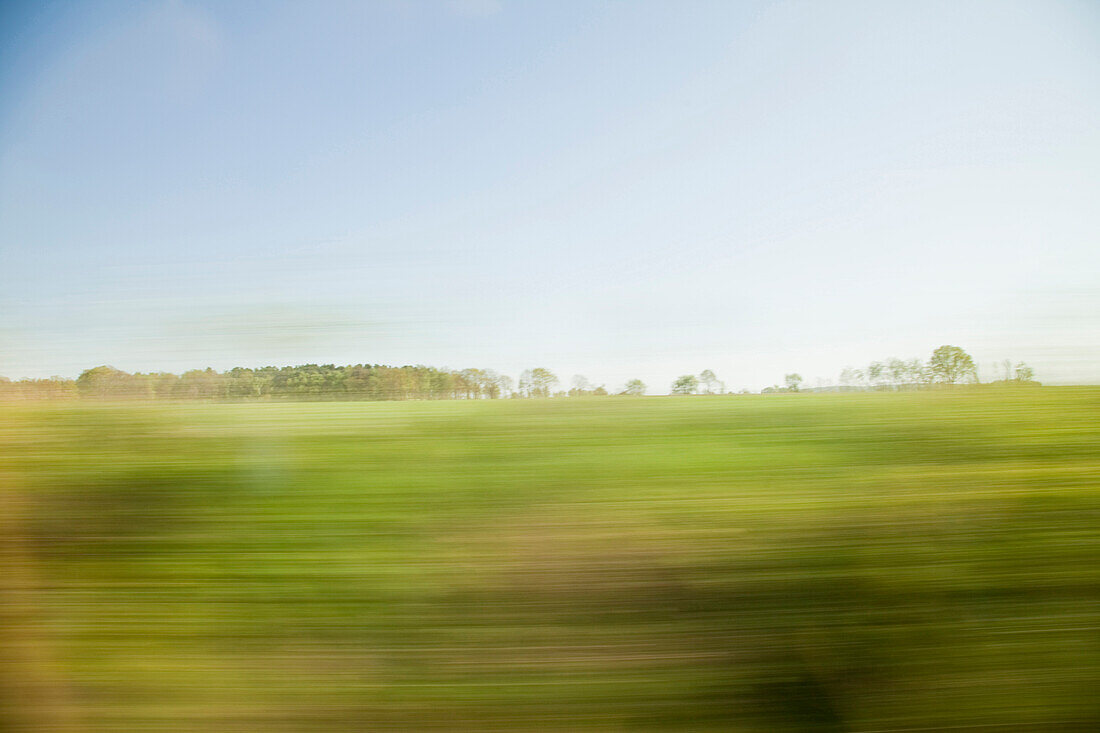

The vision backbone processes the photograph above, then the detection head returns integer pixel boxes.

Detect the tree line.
[775,345,1037,393]
[0,364,645,401]
[671,346,1037,395]
[0,346,1038,401]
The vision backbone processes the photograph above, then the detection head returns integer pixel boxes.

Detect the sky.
[1,0,1098,391]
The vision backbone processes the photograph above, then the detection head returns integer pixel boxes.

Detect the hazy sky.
[2,0,1098,390]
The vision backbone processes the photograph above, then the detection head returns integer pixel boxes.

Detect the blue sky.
[2,0,1098,390]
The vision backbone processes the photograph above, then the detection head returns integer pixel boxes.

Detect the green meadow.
[3,388,1099,731]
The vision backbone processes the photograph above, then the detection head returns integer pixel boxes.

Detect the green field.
[3,389,1099,731]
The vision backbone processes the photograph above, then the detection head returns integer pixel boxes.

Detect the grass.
[2,388,1099,731]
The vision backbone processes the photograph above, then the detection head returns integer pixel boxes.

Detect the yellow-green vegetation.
[3,389,1099,731]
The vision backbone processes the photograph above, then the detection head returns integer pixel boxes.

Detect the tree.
[177,367,226,399]
[76,366,148,399]
[902,354,928,385]
[459,368,484,398]
[518,369,534,398]
[569,375,592,396]
[476,369,501,399]
[839,367,861,390]
[866,362,885,390]
[905,359,927,388]
[521,368,558,398]
[225,368,261,398]
[672,375,699,395]
[1014,362,1035,383]
[886,358,907,389]
[622,379,647,396]
[699,369,720,395]
[784,373,802,392]
[928,345,976,385]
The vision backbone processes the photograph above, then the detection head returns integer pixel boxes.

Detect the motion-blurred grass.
[3,389,1099,731]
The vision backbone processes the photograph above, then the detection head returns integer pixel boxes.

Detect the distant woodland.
[0,346,1040,401]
